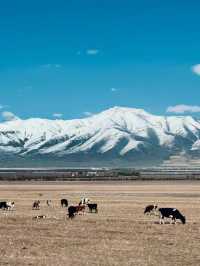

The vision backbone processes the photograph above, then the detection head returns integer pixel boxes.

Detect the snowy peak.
[0,106,200,167]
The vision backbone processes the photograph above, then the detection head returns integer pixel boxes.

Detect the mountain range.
[0,106,200,167]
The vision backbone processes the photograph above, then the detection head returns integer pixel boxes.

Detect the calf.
[144,205,158,215]
[46,200,51,206]
[159,208,186,224]
[33,215,46,220]
[61,199,68,208]
[87,203,98,213]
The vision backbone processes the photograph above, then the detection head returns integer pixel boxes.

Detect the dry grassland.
[0,181,200,266]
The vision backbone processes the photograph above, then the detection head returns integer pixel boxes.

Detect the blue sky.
[0,0,200,121]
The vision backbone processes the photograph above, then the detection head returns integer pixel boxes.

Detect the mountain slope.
[0,106,200,167]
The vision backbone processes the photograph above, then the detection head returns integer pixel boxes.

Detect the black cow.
[159,208,186,224]
[144,205,158,215]
[87,203,98,213]
[61,199,68,208]
[0,201,9,210]
[68,206,77,219]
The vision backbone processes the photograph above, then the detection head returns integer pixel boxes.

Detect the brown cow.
[32,200,40,210]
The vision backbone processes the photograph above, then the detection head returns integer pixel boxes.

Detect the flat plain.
[0,181,200,266]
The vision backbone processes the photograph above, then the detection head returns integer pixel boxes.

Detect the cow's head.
[181,216,186,224]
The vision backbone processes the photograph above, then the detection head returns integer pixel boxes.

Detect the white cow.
[79,198,90,205]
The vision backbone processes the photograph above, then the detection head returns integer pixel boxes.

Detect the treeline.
[0,169,140,181]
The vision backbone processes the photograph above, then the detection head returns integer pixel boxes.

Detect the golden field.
[0,181,200,266]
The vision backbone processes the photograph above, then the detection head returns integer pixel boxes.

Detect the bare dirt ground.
[0,181,200,266]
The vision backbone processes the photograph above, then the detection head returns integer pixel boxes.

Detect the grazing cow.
[68,205,86,219]
[144,205,158,215]
[159,208,186,224]
[32,200,40,210]
[68,206,77,219]
[79,198,90,206]
[33,215,46,220]
[87,203,98,213]
[61,199,68,208]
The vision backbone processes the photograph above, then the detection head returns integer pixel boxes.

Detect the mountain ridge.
[0,106,200,167]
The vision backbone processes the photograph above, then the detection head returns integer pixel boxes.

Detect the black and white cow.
[144,205,158,215]
[0,201,14,210]
[61,199,68,208]
[159,208,186,224]
[79,198,90,206]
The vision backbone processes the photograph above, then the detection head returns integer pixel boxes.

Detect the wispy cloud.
[76,49,100,56]
[191,64,200,76]
[53,113,63,118]
[0,104,10,110]
[86,49,99,55]
[1,111,20,121]
[83,111,94,117]
[166,104,200,114]
[40,64,62,69]
[110,88,118,92]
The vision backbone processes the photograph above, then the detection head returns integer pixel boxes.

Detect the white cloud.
[53,113,63,118]
[1,111,19,121]
[192,64,200,76]
[110,88,118,92]
[86,49,99,55]
[83,111,94,117]
[166,104,200,114]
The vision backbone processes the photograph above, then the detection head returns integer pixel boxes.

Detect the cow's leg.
[159,214,164,224]
[159,215,165,224]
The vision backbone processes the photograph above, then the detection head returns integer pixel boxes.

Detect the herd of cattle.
[0,198,98,220]
[0,199,186,224]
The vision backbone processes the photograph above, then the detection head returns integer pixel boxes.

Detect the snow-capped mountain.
[0,106,200,167]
